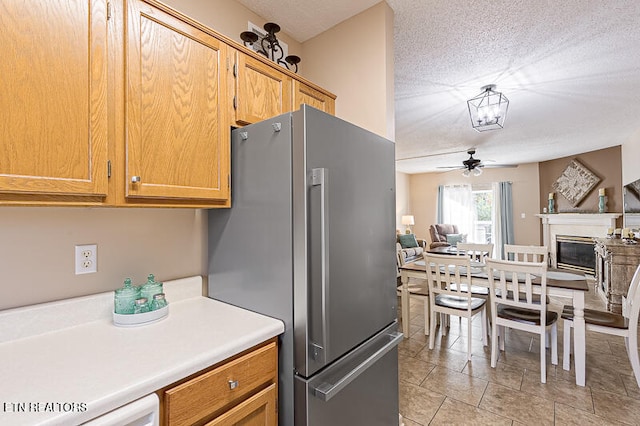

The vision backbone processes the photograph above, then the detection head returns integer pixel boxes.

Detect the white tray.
[113,305,169,327]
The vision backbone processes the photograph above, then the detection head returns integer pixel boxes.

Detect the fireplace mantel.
[536,213,622,269]
[536,213,621,227]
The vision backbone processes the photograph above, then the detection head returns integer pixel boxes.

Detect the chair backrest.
[424,253,473,301]
[504,244,548,264]
[486,258,548,322]
[457,243,494,262]
[622,264,640,325]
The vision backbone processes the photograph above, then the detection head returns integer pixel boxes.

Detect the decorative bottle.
[548,192,554,214]
[114,278,140,315]
[133,297,150,314]
[140,274,163,305]
[150,293,168,311]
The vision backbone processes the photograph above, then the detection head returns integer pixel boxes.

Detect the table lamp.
[401,215,415,234]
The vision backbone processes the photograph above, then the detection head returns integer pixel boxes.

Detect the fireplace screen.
[556,235,596,275]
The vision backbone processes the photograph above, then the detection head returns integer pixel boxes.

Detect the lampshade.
[467,84,509,132]
[401,215,415,226]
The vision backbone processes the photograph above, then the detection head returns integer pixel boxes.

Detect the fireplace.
[556,235,596,275]
[537,213,621,270]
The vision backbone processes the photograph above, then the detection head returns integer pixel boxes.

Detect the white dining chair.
[562,264,640,387]
[457,243,494,263]
[454,243,494,331]
[486,258,558,383]
[425,254,488,360]
[396,250,430,336]
[504,244,548,264]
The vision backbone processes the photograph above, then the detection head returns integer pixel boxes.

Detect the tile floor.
[397,280,640,425]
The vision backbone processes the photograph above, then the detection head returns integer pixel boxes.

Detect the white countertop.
[0,276,284,425]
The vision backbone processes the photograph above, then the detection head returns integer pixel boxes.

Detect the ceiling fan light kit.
[467,84,509,132]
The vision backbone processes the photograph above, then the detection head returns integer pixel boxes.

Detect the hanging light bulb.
[473,167,483,176]
[462,169,471,177]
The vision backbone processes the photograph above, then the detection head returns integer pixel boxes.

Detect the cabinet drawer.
[205,383,276,426]
[165,342,277,426]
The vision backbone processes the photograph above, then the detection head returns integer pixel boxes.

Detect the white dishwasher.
[82,394,159,426]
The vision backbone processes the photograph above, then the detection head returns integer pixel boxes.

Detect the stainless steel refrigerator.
[208,105,401,426]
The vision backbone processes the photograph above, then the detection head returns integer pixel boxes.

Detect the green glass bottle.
[140,274,163,305]
[150,293,168,311]
[133,297,150,314]
[114,278,140,314]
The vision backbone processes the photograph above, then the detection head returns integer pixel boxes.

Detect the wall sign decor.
[552,159,601,207]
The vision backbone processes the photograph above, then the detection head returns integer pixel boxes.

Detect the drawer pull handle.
[228,380,239,390]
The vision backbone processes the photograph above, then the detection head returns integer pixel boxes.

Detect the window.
[472,189,493,244]
[440,184,494,244]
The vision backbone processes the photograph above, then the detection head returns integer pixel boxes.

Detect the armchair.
[429,224,459,249]
[396,234,427,266]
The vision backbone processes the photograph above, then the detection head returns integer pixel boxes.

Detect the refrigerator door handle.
[312,167,329,363]
[311,331,403,402]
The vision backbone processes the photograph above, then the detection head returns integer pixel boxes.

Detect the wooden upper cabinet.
[233,51,292,125]
[0,0,108,198]
[125,0,229,202]
[293,80,336,115]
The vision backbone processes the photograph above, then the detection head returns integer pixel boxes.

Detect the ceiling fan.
[438,149,517,176]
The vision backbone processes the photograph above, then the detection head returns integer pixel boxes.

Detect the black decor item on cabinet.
[241,23,301,73]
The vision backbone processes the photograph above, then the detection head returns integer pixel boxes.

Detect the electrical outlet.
[75,244,97,274]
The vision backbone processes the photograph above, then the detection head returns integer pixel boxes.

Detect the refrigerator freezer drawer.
[294,323,401,426]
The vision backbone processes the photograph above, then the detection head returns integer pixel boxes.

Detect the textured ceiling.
[236,0,380,42]
[238,0,640,174]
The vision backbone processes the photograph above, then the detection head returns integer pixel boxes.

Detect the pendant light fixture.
[467,84,509,131]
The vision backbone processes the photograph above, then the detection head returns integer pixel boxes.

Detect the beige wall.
[408,163,541,246]
[0,208,206,310]
[301,2,395,139]
[538,146,622,214]
[396,172,410,232]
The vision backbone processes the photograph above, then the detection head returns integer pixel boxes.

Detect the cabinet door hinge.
[107,2,112,20]
[228,175,230,189]
[107,160,112,178]
[233,63,238,78]
[233,96,237,110]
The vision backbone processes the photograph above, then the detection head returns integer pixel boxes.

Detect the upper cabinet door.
[293,81,336,115]
[126,0,229,201]
[234,52,292,125]
[0,0,108,197]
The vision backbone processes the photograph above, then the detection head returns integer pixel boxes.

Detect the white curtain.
[441,184,474,240]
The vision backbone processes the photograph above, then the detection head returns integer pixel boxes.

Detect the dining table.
[398,260,590,387]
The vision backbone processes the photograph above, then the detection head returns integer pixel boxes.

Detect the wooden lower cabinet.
[206,383,276,426]
[159,339,278,426]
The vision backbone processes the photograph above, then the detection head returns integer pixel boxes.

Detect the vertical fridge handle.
[312,168,329,363]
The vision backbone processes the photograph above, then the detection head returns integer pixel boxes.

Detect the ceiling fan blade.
[396,148,471,162]
[436,165,464,169]
[480,164,518,169]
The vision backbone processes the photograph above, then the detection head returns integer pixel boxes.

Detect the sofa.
[428,224,460,249]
